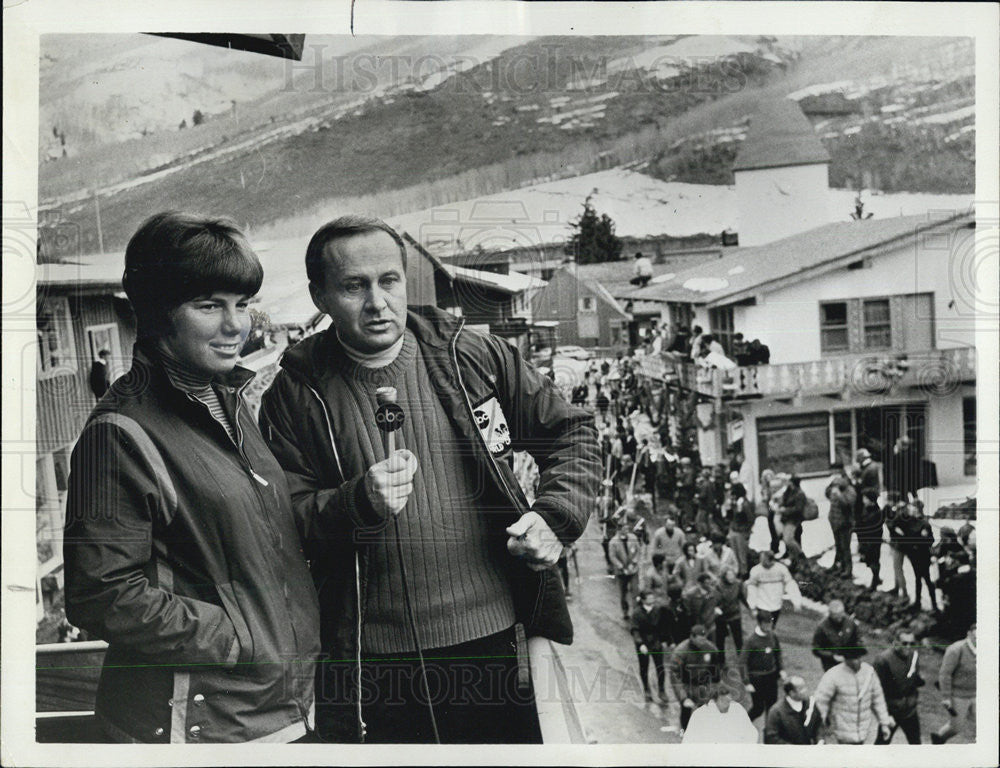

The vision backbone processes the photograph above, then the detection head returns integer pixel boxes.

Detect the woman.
[64,212,321,743]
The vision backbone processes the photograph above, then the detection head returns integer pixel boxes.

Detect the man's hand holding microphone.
[364,449,419,518]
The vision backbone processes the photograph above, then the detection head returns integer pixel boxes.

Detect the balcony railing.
[637,347,976,400]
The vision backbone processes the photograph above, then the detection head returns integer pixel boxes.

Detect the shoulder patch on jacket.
[471,394,512,458]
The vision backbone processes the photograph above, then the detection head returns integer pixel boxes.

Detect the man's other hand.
[506,511,562,571]
[364,449,418,518]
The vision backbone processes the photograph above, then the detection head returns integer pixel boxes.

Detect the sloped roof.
[575,259,693,299]
[443,265,546,294]
[623,212,972,307]
[733,98,831,172]
[583,278,631,320]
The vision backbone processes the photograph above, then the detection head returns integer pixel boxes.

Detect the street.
[550,514,962,745]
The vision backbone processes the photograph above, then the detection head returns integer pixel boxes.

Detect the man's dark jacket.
[764,697,822,744]
[812,615,861,671]
[258,306,601,742]
[873,647,924,720]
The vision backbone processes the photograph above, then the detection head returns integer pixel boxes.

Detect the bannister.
[637,347,976,400]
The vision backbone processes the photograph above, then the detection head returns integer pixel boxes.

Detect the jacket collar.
[131,340,256,395]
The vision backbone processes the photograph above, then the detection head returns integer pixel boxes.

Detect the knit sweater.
[939,638,976,699]
[334,330,516,653]
[746,562,801,613]
[651,526,686,564]
[670,636,723,704]
[741,626,782,679]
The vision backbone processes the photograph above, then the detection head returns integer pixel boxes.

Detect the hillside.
[37,34,975,260]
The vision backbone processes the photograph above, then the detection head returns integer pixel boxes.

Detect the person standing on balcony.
[689,326,704,360]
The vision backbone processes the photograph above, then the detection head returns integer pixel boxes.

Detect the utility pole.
[92,189,105,255]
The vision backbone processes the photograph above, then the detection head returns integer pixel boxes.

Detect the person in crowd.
[747,339,770,365]
[63,212,321,743]
[671,541,709,594]
[764,676,823,745]
[745,550,802,627]
[741,608,784,723]
[813,645,893,745]
[675,457,697,531]
[557,545,574,600]
[599,484,619,572]
[688,326,704,360]
[682,683,758,744]
[714,567,746,656]
[631,590,668,703]
[640,552,670,607]
[731,333,751,366]
[886,434,920,504]
[873,629,925,744]
[825,472,856,578]
[670,624,724,733]
[776,474,807,559]
[651,515,687,576]
[259,215,601,743]
[758,469,781,554]
[694,468,717,538]
[667,324,691,354]
[681,572,721,641]
[571,373,589,407]
[932,526,975,631]
[697,334,738,371]
[724,483,753,578]
[896,501,938,612]
[812,599,862,673]
[638,439,658,505]
[853,448,883,503]
[931,624,977,744]
[595,385,611,424]
[884,500,911,603]
[855,488,885,591]
[610,523,643,621]
[703,534,739,579]
[88,348,113,399]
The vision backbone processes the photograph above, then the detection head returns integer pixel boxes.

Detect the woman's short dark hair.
[305,215,407,287]
[123,211,262,339]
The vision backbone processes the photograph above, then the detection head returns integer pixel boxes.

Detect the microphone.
[375,386,405,457]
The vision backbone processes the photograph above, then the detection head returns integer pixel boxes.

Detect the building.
[531,264,631,350]
[733,99,832,247]
[630,211,977,488]
[35,261,137,621]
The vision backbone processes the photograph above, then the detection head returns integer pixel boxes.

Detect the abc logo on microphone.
[375,402,405,432]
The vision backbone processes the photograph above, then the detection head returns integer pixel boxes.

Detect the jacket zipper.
[186,383,307,725]
[299,380,365,741]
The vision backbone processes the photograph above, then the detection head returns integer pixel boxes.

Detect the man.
[745,550,802,627]
[853,448,882,504]
[88,348,112,399]
[681,572,721,640]
[812,599,862,673]
[725,481,753,577]
[896,502,938,611]
[650,515,686,575]
[609,524,643,621]
[764,676,822,744]
[931,624,976,744]
[682,684,758,744]
[669,624,724,733]
[570,372,590,407]
[825,473,856,577]
[259,216,601,743]
[631,251,653,287]
[885,435,920,504]
[631,591,667,703]
[694,468,716,538]
[873,630,925,744]
[776,475,807,558]
[715,568,746,655]
[855,488,885,590]
[742,609,784,722]
[702,535,739,579]
[813,645,893,745]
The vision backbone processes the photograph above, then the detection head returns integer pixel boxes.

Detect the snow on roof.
[443,265,546,294]
[624,211,973,306]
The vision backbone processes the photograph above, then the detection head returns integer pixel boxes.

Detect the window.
[709,306,735,356]
[963,396,976,476]
[820,302,849,352]
[579,296,595,312]
[832,410,853,466]
[37,297,77,378]
[757,412,830,475]
[863,299,892,349]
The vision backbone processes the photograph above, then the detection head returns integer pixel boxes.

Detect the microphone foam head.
[375,386,398,406]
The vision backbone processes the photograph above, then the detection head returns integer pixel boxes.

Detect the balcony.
[637,347,976,401]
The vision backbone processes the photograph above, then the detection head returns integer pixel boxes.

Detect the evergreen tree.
[565,193,623,264]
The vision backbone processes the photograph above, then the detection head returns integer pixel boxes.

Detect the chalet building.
[35,262,137,621]
[531,264,630,350]
[631,211,977,488]
[733,99,832,247]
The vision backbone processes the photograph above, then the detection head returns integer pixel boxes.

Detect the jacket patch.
[472,395,512,457]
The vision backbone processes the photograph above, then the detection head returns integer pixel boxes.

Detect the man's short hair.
[123,211,262,339]
[828,599,845,612]
[97,349,111,358]
[783,676,802,695]
[697,572,713,585]
[690,623,706,637]
[755,609,771,624]
[305,214,407,286]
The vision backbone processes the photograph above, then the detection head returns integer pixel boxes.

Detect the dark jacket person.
[63,212,321,744]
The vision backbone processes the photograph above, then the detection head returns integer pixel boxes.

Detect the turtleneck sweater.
[157,346,237,444]
[329,328,516,653]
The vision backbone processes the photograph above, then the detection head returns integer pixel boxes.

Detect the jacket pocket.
[216,581,254,669]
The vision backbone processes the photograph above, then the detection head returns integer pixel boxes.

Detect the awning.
[148,33,306,61]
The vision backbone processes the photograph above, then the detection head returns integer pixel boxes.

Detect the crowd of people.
[579,353,978,744]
